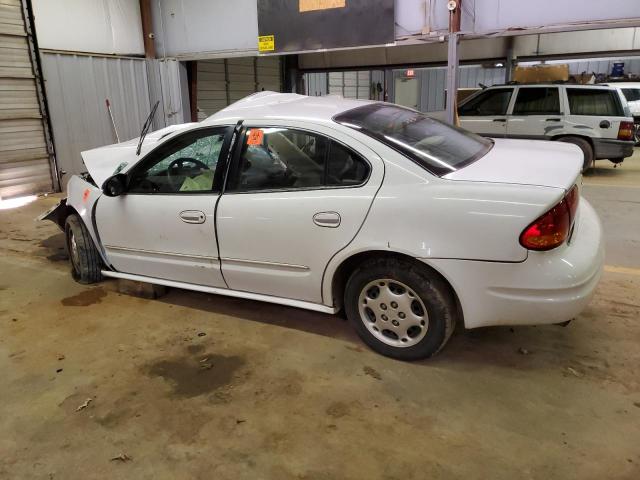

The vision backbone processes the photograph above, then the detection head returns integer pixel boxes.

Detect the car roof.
[601,82,640,89]
[485,83,618,89]
[201,91,375,125]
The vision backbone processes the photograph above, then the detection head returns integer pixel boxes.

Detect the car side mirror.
[102,173,127,197]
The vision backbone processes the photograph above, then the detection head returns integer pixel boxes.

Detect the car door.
[96,126,232,287]
[458,87,514,137]
[216,121,384,304]
[506,86,563,139]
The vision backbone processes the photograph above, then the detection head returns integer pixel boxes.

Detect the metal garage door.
[328,71,371,99]
[197,56,282,120]
[0,0,54,199]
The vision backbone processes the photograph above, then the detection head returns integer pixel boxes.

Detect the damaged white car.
[41,92,604,360]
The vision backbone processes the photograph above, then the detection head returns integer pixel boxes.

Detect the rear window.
[334,103,493,176]
[621,88,640,102]
[567,88,624,116]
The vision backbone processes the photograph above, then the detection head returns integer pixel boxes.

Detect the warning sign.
[246,129,264,146]
[258,35,275,52]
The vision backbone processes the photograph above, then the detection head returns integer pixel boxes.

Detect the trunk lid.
[443,138,582,190]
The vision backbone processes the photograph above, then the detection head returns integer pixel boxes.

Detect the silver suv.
[458,84,635,170]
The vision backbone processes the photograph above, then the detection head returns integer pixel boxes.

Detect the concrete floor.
[1,152,639,480]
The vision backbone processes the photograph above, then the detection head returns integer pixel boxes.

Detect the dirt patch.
[363,366,382,380]
[326,401,350,419]
[61,287,107,307]
[145,353,245,398]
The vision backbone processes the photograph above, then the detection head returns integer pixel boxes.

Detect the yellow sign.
[258,35,275,52]
[299,0,345,12]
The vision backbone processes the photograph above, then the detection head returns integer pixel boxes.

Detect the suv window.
[128,129,226,194]
[229,127,369,192]
[458,88,513,116]
[513,87,560,115]
[335,103,493,176]
[567,88,624,116]
[621,87,640,102]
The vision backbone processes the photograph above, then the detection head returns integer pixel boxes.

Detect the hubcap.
[358,279,429,348]
[69,231,80,271]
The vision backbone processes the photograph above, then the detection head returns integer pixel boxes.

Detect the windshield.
[334,103,492,176]
[621,88,640,102]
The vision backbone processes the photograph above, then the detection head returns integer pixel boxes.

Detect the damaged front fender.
[37,198,68,231]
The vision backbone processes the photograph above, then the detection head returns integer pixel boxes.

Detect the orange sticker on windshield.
[246,129,264,146]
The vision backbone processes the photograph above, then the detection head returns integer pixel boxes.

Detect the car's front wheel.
[65,214,103,284]
[344,258,457,360]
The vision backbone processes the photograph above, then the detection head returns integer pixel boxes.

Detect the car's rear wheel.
[344,258,456,360]
[65,214,103,284]
[557,136,594,172]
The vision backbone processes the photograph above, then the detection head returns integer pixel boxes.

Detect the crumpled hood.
[80,123,197,187]
[443,138,582,190]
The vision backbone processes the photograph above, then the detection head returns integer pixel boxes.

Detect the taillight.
[519,185,579,251]
[618,121,634,141]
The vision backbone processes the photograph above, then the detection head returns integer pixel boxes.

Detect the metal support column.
[445,32,459,125]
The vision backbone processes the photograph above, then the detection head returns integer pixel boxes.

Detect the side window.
[513,87,560,115]
[327,141,369,186]
[229,127,369,192]
[128,130,226,194]
[458,89,513,116]
[567,89,624,116]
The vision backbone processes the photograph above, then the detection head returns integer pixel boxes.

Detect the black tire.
[64,214,103,284]
[557,136,594,172]
[344,258,457,361]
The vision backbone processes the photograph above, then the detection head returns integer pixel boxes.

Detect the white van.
[457,84,635,170]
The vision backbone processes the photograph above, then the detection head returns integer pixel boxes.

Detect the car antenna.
[136,100,160,156]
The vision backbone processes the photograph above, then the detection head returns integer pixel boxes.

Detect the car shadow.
[156,287,361,344]
[154,285,586,370]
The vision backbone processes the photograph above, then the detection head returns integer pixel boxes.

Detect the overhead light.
[0,195,38,210]
[495,62,504,67]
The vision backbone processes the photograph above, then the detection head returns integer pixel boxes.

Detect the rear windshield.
[566,88,624,116]
[333,103,493,176]
[621,88,640,102]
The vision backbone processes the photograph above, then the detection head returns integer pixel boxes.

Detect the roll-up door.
[196,56,282,120]
[0,0,53,199]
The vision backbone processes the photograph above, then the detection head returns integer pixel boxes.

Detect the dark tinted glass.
[567,89,624,116]
[335,103,493,176]
[459,88,513,116]
[327,141,369,186]
[621,88,640,102]
[229,127,369,192]
[513,87,560,115]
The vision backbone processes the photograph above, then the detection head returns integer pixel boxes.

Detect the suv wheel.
[557,137,594,172]
[344,258,457,361]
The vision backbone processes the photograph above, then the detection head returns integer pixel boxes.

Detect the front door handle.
[313,211,341,228]
[546,118,561,122]
[179,210,206,224]
[492,118,507,123]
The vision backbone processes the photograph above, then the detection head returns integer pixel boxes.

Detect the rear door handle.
[546,118,561,122]
[492,118,507,123]
[313,211,341,228]
[179,210,206,224]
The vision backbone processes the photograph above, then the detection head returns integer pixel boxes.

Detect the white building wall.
[31,0,144,55]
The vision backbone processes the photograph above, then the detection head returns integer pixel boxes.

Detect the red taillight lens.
[618,121,634,141]
[519,185,579,251]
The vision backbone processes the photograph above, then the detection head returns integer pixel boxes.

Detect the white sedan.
[41,92,604,360]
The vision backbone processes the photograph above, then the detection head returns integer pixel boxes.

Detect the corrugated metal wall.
[196,56,281,120]
[0,0,53,199]
[41,52,152,181]
[306,65,505,112]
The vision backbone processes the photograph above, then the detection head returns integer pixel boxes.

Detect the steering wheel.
[167,157,209,190]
